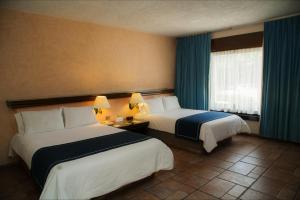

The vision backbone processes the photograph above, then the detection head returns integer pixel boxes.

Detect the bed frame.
[6,88,175,198]
[144,128,233,154]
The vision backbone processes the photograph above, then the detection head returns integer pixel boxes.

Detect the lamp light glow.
[94,96,110,114]
[129,93,144,109]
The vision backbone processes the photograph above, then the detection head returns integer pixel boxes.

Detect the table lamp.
[94,96,110,114]
[129,93,144,109]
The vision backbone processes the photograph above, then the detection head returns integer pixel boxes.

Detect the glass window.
[209,47,263,115]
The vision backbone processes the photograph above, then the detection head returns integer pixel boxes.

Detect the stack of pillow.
[144,96,181,114]
[15,106,97,135]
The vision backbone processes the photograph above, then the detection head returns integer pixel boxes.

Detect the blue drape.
[261,15,300,142]
[175,33,211,110]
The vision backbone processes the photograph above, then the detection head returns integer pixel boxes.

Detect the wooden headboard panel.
[6,88,174,109]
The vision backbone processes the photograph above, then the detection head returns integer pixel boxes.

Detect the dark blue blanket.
[31,131,151,189]
[175,111,232,141]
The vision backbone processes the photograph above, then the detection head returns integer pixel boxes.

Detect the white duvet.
[137,109,250,152]
[9,124,174,200]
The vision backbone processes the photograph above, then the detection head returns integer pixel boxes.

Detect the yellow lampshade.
[94,96,110,109]
[129,93,144,104]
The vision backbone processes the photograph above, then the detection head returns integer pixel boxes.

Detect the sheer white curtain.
[209,47,263,114]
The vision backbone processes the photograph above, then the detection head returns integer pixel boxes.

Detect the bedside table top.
[111,120,149,128]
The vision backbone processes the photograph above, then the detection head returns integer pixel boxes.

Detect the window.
[209,47,263,115]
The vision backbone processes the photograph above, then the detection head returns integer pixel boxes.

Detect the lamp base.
[94,108,102,114]
[126,116,134,122]
[129,103,136,110]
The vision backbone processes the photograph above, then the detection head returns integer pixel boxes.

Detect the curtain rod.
[179,12,300,38]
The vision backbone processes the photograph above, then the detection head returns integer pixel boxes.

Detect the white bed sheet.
[9,124,174,200]
[137,109,250,152]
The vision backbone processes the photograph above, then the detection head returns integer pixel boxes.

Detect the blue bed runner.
[175,111,232,141]
[31,131,151,189]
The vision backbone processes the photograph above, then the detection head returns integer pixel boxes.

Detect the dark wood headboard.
[6,88,174,109]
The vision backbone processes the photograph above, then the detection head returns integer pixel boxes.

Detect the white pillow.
[145,97,165,114]
[63,106,97,129]
[14,113,25,134]
[163,96,181,111]
[21,108,64,134]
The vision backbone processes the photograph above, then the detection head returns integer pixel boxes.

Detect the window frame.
[211,31,263,52]
[210,110,260,121]
[210,32,263,121]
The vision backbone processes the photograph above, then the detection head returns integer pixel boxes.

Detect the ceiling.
[1,0,300,36]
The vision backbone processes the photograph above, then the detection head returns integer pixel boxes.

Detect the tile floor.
[1,135,300,200]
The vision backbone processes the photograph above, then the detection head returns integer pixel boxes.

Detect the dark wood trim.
[211,31,263,52]
[115,121,150,133]
[234,113,260,121]
[210,110,260,121]
[6,88,174,109]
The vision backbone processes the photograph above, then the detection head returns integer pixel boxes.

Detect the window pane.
[209,47,263,114]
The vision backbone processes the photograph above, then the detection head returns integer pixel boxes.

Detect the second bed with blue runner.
[175,111,232,141]
[31,131,152,189]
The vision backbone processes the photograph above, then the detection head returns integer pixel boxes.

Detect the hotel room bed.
[9,123,174,199]
[137,105,250,153]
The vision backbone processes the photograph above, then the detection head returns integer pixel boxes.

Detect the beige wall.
[245,120,260,135]
[0,9,176,165]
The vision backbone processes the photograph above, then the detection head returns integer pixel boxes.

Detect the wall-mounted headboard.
[6,88,174,109]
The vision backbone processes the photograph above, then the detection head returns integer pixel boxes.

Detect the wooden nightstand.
[111,120,149,133]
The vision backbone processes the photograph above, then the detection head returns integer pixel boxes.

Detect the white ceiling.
[1,0,300,36]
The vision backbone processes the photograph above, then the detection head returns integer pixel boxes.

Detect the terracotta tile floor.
[1,135,300,200]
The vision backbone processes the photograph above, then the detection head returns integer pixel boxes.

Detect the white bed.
[9,123,174,200]
[136,108,250,153]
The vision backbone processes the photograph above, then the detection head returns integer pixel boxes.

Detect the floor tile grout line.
[213,139,269,199]
[181,138,270,199]
[85,140,297,199]
[231,139,271,199]
[182,140,266,200]
[132,138,294,200]
[200,176,236,199]
[182,183,231,200]
[244,154,298,199]
[230,139,291,199]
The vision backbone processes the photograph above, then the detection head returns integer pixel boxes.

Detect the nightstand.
[112,120,149,133]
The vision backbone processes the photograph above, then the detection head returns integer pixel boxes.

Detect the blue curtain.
[175,33,211,110]
[261,15,300,142]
